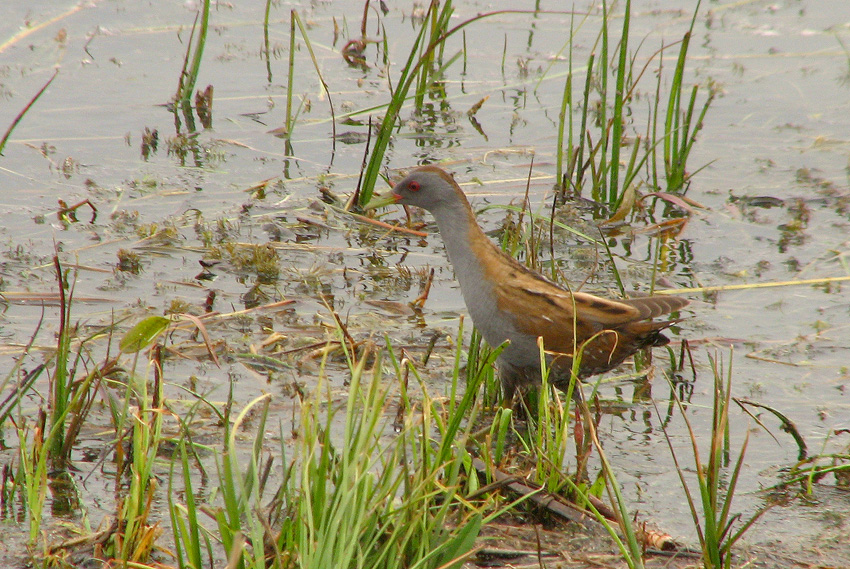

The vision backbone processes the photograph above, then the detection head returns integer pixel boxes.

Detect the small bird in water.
[367,165,688,401]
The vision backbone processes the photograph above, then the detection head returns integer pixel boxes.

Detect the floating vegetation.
[218,242,281,284]
[115,248,142,274]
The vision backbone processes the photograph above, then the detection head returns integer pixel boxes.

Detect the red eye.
[408,181,421,192]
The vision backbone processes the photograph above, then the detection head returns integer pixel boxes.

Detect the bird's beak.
[363,192,400,210]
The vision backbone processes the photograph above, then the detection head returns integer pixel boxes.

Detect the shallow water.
[1,0,849,564]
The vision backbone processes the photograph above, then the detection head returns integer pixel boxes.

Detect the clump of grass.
[464,326,502,411]
[167,314,487,568]
[116,248,143,274]
[1,277,228,563]
[779,431,850,493]
[5,258,147,548]
[14,411,50,546]
[107,346,166,562]
[655,349,768,569]
[40,258,125,467]
[513,337,649,569]
[554,0,713,209]
[734,399,850,493]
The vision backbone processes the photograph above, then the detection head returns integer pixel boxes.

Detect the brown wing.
[488,248,688,372]
[488,254,641,353]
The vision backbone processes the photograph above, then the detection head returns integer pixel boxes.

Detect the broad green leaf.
[434,514,482,569]
[120,316,170,353]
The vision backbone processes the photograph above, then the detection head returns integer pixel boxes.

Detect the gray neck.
[428,200,525,362]
[429,202,488,288]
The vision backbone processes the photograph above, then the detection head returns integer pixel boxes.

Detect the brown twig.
[57,198,98,217]
[348,210,429,237]
[469,458,594,528]
[410,268,435,309]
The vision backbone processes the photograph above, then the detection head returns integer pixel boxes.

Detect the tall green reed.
[358,0,455,205]
[175,0,210,106]
[655,19,715,194]
[358,6,542,205]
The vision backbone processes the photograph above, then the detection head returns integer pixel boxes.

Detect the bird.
[366,165,688,402]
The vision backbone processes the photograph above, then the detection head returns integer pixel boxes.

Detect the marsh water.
[1,0,849,565]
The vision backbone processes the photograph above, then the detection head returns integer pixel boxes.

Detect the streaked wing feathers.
[619,295,689,319]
